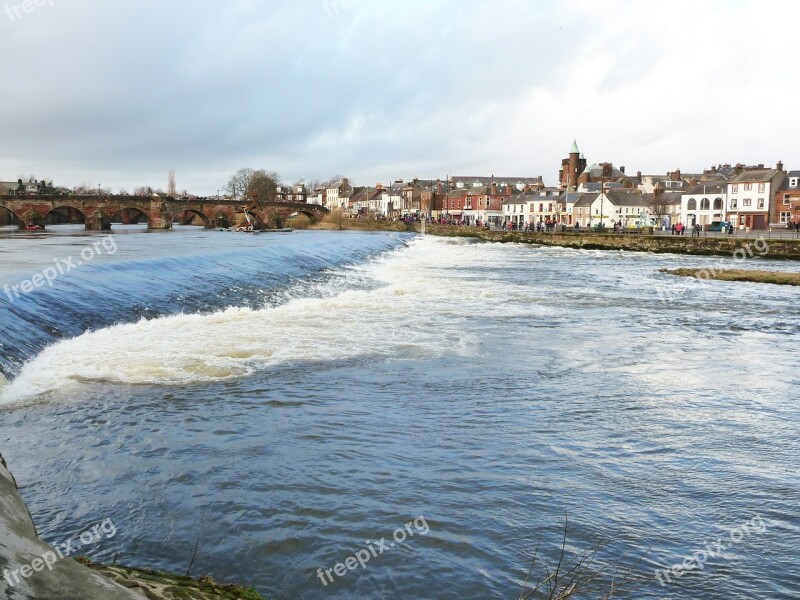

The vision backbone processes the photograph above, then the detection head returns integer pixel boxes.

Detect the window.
[757,198,765,209]
[791,178,798,188]
[785,195,792,205]
[780,212,792,224]
[758,183,765,193]
[714,198,723,210]
[743,198,752,207]
[731,185,739,194]
[687,199,697,210]
[744,183,753,191]
[730,199,738,209]
[701,198,710,210]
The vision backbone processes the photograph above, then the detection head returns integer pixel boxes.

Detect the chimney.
[620,166,625,174]
[758,164,764,169]
[777,161,784,172]
[537,175,544,186]
[437,180,443,193]
[376,183,383,190]
[637,170,642,180]
[491,182,497,196]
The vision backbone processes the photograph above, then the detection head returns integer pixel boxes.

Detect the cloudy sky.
[2,0,798,194]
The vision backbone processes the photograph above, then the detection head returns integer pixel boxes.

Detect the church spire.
[570,139,580,155]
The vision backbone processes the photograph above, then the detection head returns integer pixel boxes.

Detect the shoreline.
[0,452,266,600]
[421,224,800,260]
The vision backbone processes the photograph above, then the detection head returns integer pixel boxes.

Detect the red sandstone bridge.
[0,195,328,230]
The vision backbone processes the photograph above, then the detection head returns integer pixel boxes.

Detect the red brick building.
[559,140,587,190]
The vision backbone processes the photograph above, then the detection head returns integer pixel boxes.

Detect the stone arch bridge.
[0,195,328,230]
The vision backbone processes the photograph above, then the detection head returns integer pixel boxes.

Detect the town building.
[726,164,785,230]
[442,189,469,222]
[774,170,800,227]
[463,184,507,226]
[450,175,543,192]
[324,178,352,210]
[502,192,534,228]
[680,183,727,228]
[639,170,690,194]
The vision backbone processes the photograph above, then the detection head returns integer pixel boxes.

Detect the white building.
[502,193,533,228]
[579,191,649,227]
[325,178,352,210]
[726,166,785,230]
[681,184,726,227]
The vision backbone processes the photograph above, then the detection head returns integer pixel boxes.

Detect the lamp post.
[599,182,605,230]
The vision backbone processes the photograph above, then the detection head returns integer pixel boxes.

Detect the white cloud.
[0,0,797,192]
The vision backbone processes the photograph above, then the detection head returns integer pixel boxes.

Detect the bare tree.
[167,169,177,197]
[648,189,676,226]
[133,186,154,196]
[226,168,280,207]
[226,168,255,201]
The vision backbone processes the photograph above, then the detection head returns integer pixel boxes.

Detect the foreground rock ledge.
[0,452,265,600]
[660,268,800,286]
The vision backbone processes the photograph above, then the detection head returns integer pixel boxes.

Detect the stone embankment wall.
[424,225,800,260]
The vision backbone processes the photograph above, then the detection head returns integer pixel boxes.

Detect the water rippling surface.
[0,227,798,599]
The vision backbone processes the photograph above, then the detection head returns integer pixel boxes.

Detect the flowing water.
[0,226,798,599]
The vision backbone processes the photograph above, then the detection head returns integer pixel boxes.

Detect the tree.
[248,170,280,207]
[167,169,177,197]
[226,168,280,207]
[133,186,154,196]
[648,189,676,226]
[226,168,255,201]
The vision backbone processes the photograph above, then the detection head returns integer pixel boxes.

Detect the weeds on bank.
[518,516,645,600]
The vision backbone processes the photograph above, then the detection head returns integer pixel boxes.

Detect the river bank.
[0,452,266,600]
[422,224,800,259]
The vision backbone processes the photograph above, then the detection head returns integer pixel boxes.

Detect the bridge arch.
[0,206,21,228]
[45,205,87,226]
[109,207,151,227]
[175,208,212,228]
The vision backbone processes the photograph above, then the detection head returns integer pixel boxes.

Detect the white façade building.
[681,183,727,227]
[726,166,785,230]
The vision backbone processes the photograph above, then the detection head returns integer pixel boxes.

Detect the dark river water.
[0,226,798,599]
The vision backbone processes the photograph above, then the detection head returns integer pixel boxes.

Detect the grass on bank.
[78,558,267,600]
[660,268,800,286]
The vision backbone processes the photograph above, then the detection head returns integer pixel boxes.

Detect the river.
[0,226,798,599]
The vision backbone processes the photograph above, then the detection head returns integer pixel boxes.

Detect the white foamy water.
[0,237,514,404]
